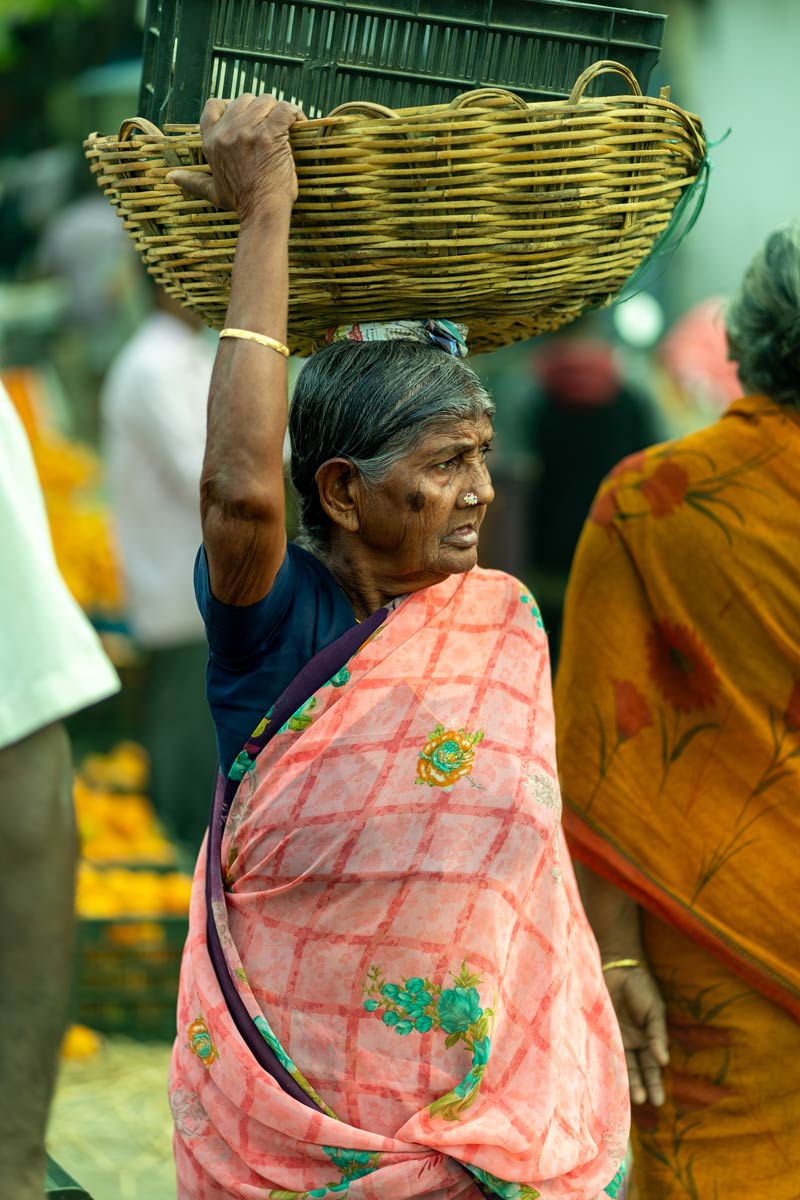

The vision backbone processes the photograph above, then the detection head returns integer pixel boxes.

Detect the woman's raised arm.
[168,94,306,605]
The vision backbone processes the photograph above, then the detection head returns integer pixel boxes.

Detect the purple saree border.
[204,606,388,1109]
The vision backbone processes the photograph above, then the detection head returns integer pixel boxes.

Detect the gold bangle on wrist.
[219,328,290,358]
[601,958,643,973]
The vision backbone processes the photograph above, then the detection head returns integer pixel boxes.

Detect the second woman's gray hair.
[726,223,800,405]
[289,340,495,547]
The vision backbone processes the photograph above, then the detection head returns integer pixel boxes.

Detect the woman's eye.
[435,458,457,471]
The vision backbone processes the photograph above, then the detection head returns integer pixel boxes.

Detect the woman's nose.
[472,463,494,507]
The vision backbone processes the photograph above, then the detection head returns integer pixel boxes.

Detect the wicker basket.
[85,61,705,355]
[139,0,667,124]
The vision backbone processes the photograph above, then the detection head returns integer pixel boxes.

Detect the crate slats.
[138,0,666,124]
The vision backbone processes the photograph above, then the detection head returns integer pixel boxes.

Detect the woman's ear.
[315,459,364,533]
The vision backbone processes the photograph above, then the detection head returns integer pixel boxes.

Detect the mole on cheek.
[405,491,426,513]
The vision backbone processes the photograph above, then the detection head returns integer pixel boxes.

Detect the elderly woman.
[165,96,629,1200]
[555,225,800,1197]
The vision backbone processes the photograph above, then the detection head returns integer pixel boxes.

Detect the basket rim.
[86,79,703,151]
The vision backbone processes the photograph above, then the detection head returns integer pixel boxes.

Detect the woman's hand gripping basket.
[84,61,705,355]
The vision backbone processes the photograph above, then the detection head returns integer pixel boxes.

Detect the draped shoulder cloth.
[555,395,800,1021]
[170,567,628,1199]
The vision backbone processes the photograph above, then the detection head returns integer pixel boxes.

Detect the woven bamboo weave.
[84,61,705,355]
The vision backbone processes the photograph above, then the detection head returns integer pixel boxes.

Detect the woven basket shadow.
[84,61,705,356]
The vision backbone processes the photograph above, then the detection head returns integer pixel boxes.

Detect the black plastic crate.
[139,0,666,124]
[70,915,188,1042]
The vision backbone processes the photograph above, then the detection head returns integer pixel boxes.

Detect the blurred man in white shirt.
[102,284,218,850]
[0,384,119,1199]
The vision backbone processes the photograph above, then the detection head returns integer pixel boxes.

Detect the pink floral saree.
[170,567,629,1200]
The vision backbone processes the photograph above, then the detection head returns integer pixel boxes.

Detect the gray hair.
[726,223,800,405]
[289,340,495,548]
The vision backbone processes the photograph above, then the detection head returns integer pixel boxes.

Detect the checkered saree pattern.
[170,568,629,1200]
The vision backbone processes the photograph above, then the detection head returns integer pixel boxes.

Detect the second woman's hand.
[167,93,307,219]
[604,963,669,1107]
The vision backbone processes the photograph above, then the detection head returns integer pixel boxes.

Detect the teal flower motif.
[519,591,544,629]
[416,725,483,788]
[403,1004,425,1019]
[279,696,317,734]
[453,1066,483,1098]
[190,1030,214,1060]
[405,977,425,993]
[323,1148,372,1167]
[467,1166,525,1199]
[327,667,351,688]
[394,1019,413,1036]
[382,1010,399,1027]
[471,1035,491,1067]
[381,983,401,1002]
[253,1015,294,1074]
[228,750,255,781]
[363,998,379,1012]
[604,1163,627,1198]
[415,1015,433,1033]
[437,986,482,1033]
[398,987,432,1014]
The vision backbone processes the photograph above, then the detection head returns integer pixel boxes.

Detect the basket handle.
[324,100,397,120]
[118,117,166,141]
[568,60,642,105]
[118,117,189,173]
[449,87,528,112]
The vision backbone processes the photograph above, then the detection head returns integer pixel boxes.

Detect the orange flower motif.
[187,1017,218,1068]
[416,726,483,788]
[590,485,619,530]
[784,679,800,732]
[646,620,719,712]
[639,459,690,517]
[609,449,647,479]
[612,679,653,741]
[669,1069,734,1111]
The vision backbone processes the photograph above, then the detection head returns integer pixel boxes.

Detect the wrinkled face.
[352,414,495,587]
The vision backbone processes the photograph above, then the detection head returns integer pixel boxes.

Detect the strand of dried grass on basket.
[84,61,705,356]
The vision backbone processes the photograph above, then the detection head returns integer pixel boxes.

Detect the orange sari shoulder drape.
[555,395,800,1019]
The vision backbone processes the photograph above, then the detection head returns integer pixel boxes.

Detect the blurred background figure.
[0,381,119,1200]
[656,295,743,433]
[523,319,662,662]
[101,280,218,853]
[35,151,146,440]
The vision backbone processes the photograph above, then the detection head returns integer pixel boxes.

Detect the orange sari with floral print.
[555,395,800,1196]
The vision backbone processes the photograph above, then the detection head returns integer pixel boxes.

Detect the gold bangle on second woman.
[219,328,290,358]
[601,958,643,973]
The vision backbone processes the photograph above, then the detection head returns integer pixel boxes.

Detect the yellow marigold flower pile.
[74,742,194,917]
[2,367,124,613]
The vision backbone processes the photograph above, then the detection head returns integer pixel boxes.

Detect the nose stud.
[463,492,478,506]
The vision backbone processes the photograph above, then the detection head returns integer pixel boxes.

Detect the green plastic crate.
[139,0,666,124]
[45,1154,94,1198]
[70,915,188,1042]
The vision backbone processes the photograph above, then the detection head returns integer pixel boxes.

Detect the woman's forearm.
[574,860,645,962]
[201,204,292,603]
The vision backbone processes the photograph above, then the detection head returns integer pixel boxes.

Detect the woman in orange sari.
[165,96,629,1199]
[554,226,800,1197]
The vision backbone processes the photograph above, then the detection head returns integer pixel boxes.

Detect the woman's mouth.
[442,525,479,548]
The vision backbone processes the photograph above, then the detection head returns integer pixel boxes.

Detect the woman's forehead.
[415,414,495,453]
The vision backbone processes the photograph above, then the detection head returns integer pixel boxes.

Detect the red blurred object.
[534,338,620,407]
[658,298,741,412]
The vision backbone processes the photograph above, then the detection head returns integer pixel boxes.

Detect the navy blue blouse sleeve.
[194,545,295,668]
[193,543,356,774]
